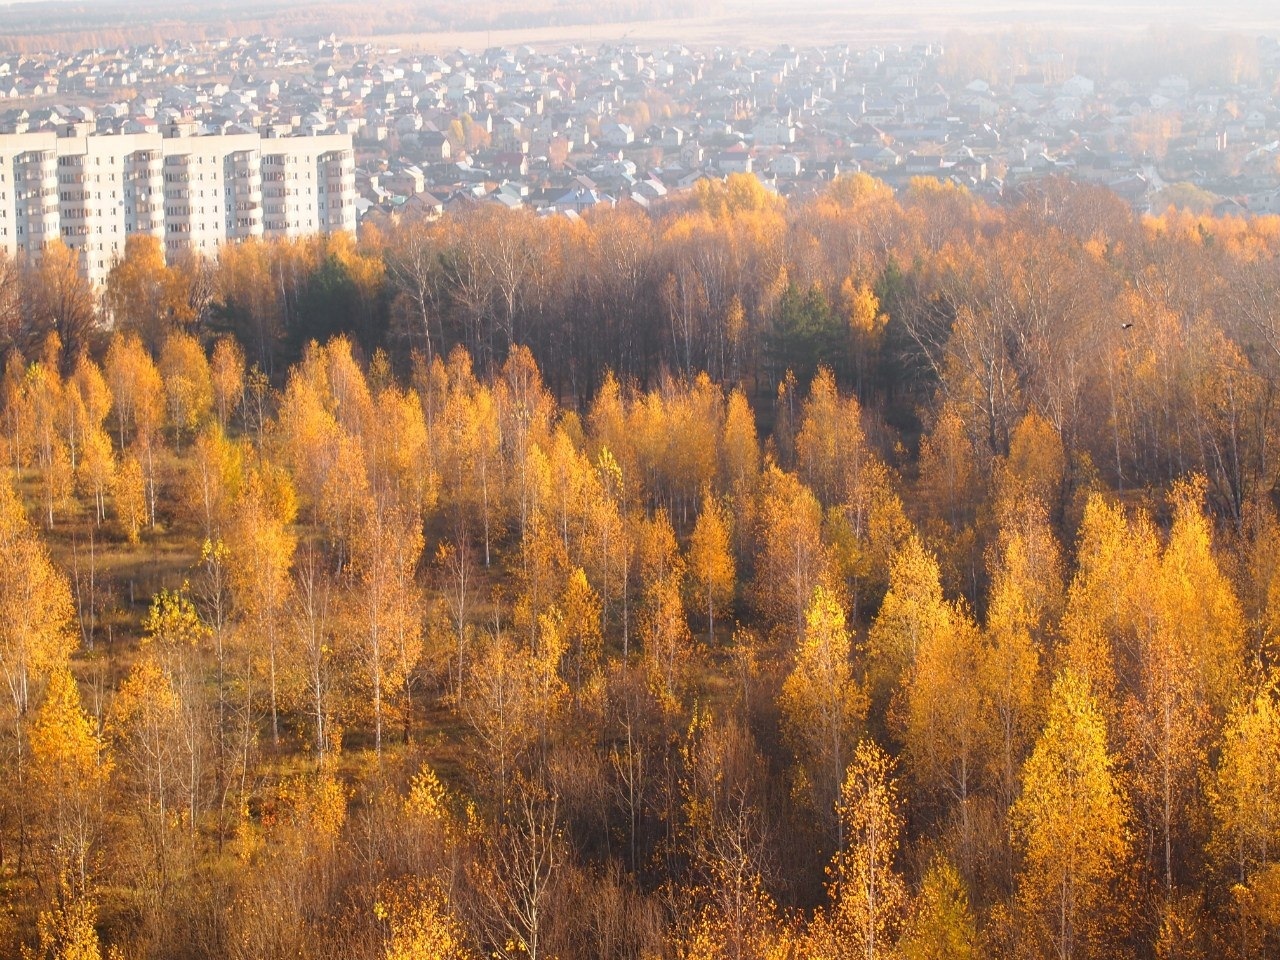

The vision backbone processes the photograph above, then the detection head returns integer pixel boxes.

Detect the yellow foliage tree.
[0,472,77,721]
[558,567,603,709]
[104,235,196,351]
[228,466,298,746]
[103,334,164,450]
[349,498,424,755]
[1157,477,1245,718]
[1208,684,1280,914]
[814,740,907,960]
[642,570,695,714]
[693,172,784,220]
[1058,493,1160,713]
[29,666,109,885]
[780,585,866,845]
[377,878,476,960]
[460,627,539,810]
[74,424,114,525]
[688,491,735,643]
[981,492,1057,812]
[21,872,104,960]
[899,857,981,960]
[1002,409,1066,508]
[21,359,73,527]
[112,455,146,545]
[899,598,984,833]
[751,464,831,639]
[209,336,246,431]
[1011,670,1130,960]
[866,535,949,709]
[158,331,213,448]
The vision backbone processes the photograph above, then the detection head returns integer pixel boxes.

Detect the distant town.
[4,30,1280,246]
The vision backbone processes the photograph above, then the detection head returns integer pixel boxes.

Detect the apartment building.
[0,123,356,284]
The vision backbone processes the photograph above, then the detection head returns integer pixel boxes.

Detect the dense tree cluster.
[5,175,1280,959]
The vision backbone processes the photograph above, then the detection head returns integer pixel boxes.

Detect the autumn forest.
[6,173,1280,960]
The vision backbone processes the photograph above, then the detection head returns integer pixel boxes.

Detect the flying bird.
[1120,323,1134,329]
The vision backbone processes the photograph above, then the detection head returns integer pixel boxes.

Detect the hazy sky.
[1,0,1278,47]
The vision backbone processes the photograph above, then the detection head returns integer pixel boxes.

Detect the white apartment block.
[0,122,356,285]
